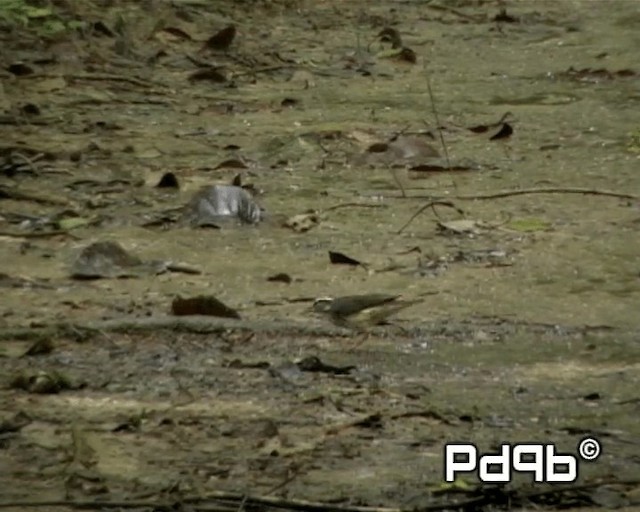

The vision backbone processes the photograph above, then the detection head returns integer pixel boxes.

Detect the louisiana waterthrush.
[312,293,421,328]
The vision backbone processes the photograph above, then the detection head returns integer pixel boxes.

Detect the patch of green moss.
[0,0,87,35]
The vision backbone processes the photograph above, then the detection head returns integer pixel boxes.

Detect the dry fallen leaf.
[203,24,236,51]
[172,295,241,319]
[437,219,484,235]
[328,250,364,267]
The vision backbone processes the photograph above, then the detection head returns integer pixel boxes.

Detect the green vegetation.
[0,0,86,35]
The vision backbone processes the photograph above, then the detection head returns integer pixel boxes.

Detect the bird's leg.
[347,330,371,350]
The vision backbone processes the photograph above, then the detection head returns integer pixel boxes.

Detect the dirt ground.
[1,0,639,510]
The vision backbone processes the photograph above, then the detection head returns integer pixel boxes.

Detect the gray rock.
[183,185,262,226]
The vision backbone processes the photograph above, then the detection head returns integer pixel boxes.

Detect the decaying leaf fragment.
[70,241,199,278]
[172,295,241,319]
[203,24,236,51]
[437,219,484,236]
[71,241,154,279]
[328,251,365,267]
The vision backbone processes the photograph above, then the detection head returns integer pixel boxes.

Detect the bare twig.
[3,479,637,512]
[8,151,44,174]
[0,185,70,205]
[324,202,388,212]
[0,230,79,239]
[0,500,234,511]
[393,187,638,203]
[450,187,638,201]
[0,316,354,342]
[68,72,165,88]
[233,65,289,78]
[165,262,203,275]
[19,72,165,89]
[397,200,464,234]
[425,4,485,22]
[263,465,304,495]
[397,187,636,233]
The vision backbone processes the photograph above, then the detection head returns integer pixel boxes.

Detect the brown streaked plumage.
[313,294,421,328]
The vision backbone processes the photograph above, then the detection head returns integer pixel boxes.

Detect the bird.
[374,27,417,64]
[312,293,422,329]
[377,27,403,49]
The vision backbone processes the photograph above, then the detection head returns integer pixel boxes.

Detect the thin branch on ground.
[392,187,637,203]
[7,151,44,174]
[0,230,79,239]
[0,185,70,205]
[1,479,637,512]
[397,200,464,234]
[0,316,353,342]
[324,202,388,212]
[233,65,289,78]
[450,187,638,201]
[425,4,485,22]
[396,186,637,233]
[68,72,166,88]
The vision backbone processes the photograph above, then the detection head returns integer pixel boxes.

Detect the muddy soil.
[1,1,639,510]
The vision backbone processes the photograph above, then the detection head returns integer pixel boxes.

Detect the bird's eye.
[313,299,332,311]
